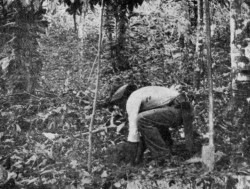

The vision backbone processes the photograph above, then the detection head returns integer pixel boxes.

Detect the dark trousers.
[137,106,184,158]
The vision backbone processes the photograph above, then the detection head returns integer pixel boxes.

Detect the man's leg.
[134,129,173,164]
[137,106,182,159]
[135,136,147,164]
[158,126,173,152]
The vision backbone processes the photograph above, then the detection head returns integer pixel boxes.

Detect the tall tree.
[90,0,143,73]
[229,0,250,156]
[194,0,204,90]
[0,0,47,98]
[230,0,250,103]
[103,1,130,72]
[202,0,215,171]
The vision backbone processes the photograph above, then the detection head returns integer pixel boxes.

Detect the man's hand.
[116,141,140,165]
[126,142,139,165]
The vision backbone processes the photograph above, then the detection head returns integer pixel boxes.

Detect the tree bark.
[104,4,116,72]
[202,0,215,172]
[194,0,204,90]
[230,0,250,102]
[229,0,250,163]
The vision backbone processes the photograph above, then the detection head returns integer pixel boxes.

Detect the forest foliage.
[0,0,250,188]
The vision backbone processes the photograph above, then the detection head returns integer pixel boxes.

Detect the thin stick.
[81,125,117,136]
[87,54,98,83]
[87,0,104,173]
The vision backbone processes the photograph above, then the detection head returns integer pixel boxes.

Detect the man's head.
[108,84,137,112]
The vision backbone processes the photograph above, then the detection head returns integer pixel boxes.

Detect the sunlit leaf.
[21,177,38,185]
[33,0,40,11]
[0,165,8,184]
[43,132,59,140]
[92,165,104,173]
[80,170,90,177]
[116,122,126,134]
[48,121,55,130]
[64,184,77,189]
[40,169,55,175]
[26,155,37,164]
[81,177,91,185]
[37,112,51,121]
[37,159,47,168]
[0,57,10,71]
[16,124,21,132]
[84,105,92,110]
[13,160,23,169]
[4,138,14,143]
[20,0,31,7]
[70,160,78,169]
[114,181,121,188]
[101,170,108,178]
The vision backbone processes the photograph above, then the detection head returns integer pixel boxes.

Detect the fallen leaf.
[101,170,108,178]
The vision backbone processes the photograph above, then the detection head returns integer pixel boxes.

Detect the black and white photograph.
[1,0,250,188]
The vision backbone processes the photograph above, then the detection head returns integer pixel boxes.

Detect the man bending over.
[111,85,194,165]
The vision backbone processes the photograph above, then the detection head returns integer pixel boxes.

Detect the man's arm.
[117,93,143,165]
[126,95,142,142]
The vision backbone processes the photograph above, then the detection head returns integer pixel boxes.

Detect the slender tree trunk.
[202,0,215,172]
[230,0,250,102]
[78,0,88,40]
[78,1,88,81]
[116,5,129,71]
[229,0,250,166]
[194,0,204,90]
[104,4,116,72]
[73,13,77,32]
[225,2,250,187]
[10,1,43,96]
[205,0,213,148]
[78,14,84,39]
[88,0,104,172]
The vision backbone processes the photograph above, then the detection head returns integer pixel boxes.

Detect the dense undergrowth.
[1,1,250,189]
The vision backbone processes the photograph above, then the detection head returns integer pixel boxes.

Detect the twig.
[81,125,117,136]
[3,92,40,100]
[0,22,15,28]
[35,90,59,97]
[87,55,98,83]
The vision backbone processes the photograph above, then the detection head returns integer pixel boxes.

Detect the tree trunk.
[111,3,130,72]
[194,0,204,90]
[229,0,250,165]
[117,5,130,71]
[104,4,116,72]
[201,0,215,172]
[1,1,44,98]
[230,0,250,103]
[78,0,88,40]
[78,1,88,81]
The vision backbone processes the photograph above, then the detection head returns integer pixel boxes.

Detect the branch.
[3,92,41,99]
[0,22,15,28]
[81,125,117,136]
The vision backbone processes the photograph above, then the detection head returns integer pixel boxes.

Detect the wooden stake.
[87,0,104,173]
[202,0,215,172]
